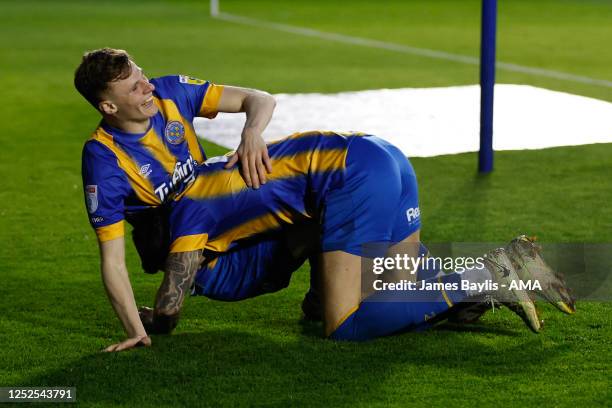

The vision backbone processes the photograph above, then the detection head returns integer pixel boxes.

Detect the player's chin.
[139,101,158,117]
[140,105,158,118]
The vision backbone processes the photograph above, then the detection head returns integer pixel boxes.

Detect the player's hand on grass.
[103,334,151,353]
[225,133,272,189]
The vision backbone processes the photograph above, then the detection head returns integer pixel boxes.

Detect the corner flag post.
[479,0,497,173]
[211,0,219,17]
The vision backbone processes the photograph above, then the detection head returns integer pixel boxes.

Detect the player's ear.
[98,100,117,115]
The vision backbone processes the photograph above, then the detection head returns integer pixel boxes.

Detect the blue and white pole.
[479,0,497,173]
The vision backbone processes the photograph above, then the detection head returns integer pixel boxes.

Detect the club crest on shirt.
[179,75,205,85]
[165,121,185,145]
[85,185,98,213]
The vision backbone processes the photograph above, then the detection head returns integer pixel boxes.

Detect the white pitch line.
[215,12,612,89]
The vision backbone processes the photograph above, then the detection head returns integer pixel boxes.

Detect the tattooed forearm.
[150,250,202,334]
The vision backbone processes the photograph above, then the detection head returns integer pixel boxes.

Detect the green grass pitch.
[0,0,610,406]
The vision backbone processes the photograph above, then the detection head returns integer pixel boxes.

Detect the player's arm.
[218,85,276,189]
[140,250,204,334]
[99,236,151,352]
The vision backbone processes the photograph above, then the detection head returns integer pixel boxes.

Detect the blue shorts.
[321,135,421,256]
[192,235,305,301]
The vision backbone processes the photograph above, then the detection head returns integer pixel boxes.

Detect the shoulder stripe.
[268,130,365,144]
[184,165,245,200]
[308,147,347,174]
[185,148,347,200]
[170,233,208,253]
[205,210,299,252]
[139,128,176,174]
[91,129,160,205]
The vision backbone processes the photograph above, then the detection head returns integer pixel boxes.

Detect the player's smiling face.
[99,60,159,127]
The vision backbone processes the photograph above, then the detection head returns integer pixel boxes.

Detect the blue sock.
[330,271,468,341]
[415,242,442,281]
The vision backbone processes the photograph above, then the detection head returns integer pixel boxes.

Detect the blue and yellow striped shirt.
[169,131,363,253]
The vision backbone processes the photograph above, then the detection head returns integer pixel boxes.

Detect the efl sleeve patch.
[82,141,130,230]
[179,75,207,85]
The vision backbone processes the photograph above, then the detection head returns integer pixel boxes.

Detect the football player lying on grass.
[124,131,575,351]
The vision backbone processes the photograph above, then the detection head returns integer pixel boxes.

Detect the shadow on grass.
[22,323,562,407]
[433,321,520,336]
[298,317,519,338]
[453,171,494,233]
[420,167,497,240]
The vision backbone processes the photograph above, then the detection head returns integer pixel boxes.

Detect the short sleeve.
[150,75,224,121]
[82,141,131,242]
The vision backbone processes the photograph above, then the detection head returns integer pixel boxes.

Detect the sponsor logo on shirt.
[85,185,98,213]
[154,155,197,202]
[165,121,185,145]
[139,163,152,178]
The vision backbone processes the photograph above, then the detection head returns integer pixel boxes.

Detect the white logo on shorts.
[406,207,420,222]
